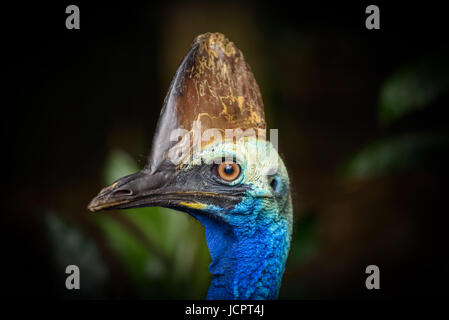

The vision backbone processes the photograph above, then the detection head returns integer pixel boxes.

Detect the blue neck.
[195,214,290,300]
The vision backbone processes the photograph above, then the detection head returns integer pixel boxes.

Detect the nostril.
[112,188,133,197]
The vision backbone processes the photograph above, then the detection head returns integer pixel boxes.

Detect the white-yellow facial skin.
[181,137,285,190]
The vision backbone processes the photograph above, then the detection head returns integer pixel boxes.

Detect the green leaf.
[94,214,164,291]
[103,149,140,185]
[341,133,449,179]
[378,57,449,125]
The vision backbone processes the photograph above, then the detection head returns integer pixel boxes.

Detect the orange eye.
[217,162,241,181]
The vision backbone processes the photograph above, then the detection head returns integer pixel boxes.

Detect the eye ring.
[216,162,241,182]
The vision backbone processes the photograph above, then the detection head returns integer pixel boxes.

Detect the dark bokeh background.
[2,1,449,299]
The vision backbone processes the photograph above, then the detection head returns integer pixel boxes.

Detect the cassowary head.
[88,33,293,299]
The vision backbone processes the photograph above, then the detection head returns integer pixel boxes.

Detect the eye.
[216,162,241,182]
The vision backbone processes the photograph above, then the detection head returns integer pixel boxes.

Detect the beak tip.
[87,196,102,213]
[87,202,97,213]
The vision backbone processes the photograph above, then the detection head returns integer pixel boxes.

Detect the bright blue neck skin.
[190,198,292,300]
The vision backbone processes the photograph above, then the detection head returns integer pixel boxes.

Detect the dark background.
[2,1,449,299]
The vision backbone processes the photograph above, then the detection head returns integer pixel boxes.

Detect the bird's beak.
[88,171,151,212]
[88,169,169,212]
[87,168,209,213]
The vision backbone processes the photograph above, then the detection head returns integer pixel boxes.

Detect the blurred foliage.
[288,212,319,266]
[343,56,449,179]
[378,57,449,125]
[94,150,211,298]
[342,134,449,179]
[46,150,211,299]
[279,212,319,299]
[45,212,109,298]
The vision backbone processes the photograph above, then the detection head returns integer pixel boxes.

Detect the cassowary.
[88,33,293,300]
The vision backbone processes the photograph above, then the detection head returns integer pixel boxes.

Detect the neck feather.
[195,213,290,300]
